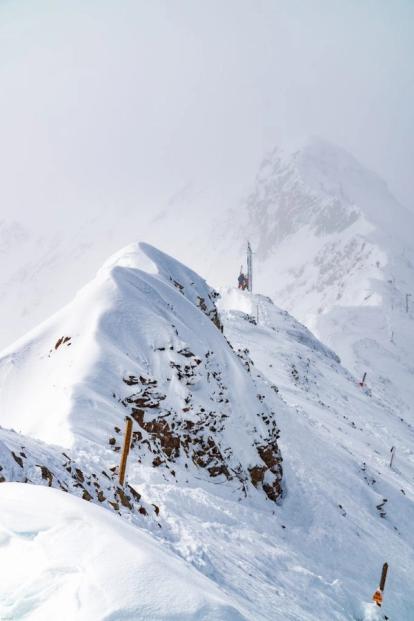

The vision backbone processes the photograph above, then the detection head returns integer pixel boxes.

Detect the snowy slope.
[0,426,159,526]
[217,289,414,620]
[243,138,414,424]
[0,483,249,621]
[1,244,413,620]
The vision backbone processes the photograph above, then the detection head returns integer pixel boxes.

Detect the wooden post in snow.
[389,446,396,469]
[118,416,133,486]
[372,562,389,607]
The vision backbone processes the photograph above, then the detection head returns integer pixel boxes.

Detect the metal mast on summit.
[247,241,253,292]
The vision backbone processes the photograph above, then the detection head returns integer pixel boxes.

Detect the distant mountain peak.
[242,140,414,425]
[251,138,413,248]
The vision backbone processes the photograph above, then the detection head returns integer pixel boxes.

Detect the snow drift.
[0,483,249,621]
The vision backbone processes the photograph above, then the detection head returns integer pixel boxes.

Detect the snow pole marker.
[372,562,389,607]
[359,372,367,388]
[118,416,133,486]
[389,446,396,469]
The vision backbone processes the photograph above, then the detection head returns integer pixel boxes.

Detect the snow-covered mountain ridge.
[0,242,283,504]
[1,242,413,620]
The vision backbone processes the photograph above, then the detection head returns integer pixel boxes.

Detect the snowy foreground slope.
[0,484,248,621]
[242,138,414,427]
[1,244,413,620]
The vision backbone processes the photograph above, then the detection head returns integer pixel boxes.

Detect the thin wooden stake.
[118,416,133,486]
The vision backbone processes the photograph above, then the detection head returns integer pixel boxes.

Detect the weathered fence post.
[118,416,133,486]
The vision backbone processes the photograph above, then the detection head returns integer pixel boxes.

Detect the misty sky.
[0,0,413,233]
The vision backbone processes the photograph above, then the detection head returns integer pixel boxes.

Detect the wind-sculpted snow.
[102,242,222,328]
[0,484,249,621]
[0,243,283,504]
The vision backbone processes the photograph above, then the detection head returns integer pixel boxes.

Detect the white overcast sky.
[0,0,413,231]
